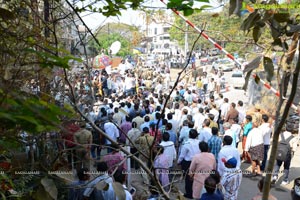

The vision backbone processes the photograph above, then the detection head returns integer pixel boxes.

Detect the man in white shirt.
[259,114,272,171]
[198,119,212,142]
[179,120,192,144]
[126,122,141,169]
[124,74,135,96]
[236,100,246,125]
[209,103,219,123]
[160,132,177,168]
[220,98,230,134]
[193,107,205,132]
[104,120,120,153]
[223,122,236,148]
[167,113,179,134]
[177,129,200,199]
[218,135,241,176]
[231,118,242,148]
[118,60,126,75]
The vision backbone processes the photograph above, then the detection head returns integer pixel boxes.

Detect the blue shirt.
[168,130,177,145]
[68,180,88,200]
[207,135,222,161]
[243,122,253,136]
[200,192,224,200]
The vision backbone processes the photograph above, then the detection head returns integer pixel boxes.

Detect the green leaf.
[16,115,39,124]
[274,12,290,23]
[0,112,16,122]
[270,19,283,39]
[243,55,262,73]
[253,26,262,43]
[197,5,212,12]
[263,57,274,82]
[0,8,15,20]
[240,12,261,32]
[286,24,300,34]
[183,8,194,16]
[255,20,266,27]
[195,0,210,2]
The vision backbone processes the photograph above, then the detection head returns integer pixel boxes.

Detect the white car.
[231,71,245,89]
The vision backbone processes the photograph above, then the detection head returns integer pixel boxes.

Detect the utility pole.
[184,23,188,57]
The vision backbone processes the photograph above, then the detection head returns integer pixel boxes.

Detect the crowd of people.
[62,62,299,200]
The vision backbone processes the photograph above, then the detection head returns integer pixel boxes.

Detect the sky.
[79,0,225,31]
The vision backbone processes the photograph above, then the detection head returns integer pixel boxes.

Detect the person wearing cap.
[220,156,242,200]
[217,135,241,177]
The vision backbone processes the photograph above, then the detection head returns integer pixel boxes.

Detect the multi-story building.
[144,15,182,57]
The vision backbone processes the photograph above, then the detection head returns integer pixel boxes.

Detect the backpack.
[276,134,293,161]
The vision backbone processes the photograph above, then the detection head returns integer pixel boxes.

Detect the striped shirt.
[207,135,222,161]
[221,168,242,200]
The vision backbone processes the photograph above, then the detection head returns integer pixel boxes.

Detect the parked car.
[209,48,220,56]
[219,59,235,71]
[231,70,245,89]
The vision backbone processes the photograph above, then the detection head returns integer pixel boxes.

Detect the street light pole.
[184,23,188,57]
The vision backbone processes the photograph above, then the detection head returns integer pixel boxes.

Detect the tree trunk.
[262,38,300,199]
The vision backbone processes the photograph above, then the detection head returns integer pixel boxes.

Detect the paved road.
[161,68,300,199]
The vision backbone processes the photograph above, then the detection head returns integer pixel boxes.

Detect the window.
[163,27,170,33]
[154,28,157,35]
[232,73,243,78]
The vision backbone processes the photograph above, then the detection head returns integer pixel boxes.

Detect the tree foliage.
[169,8,272,56]
[89,22,141,56]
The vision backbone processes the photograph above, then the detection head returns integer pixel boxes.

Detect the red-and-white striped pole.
[252,74,298,111]
[159,0,242,67]
[160,0,298,111]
